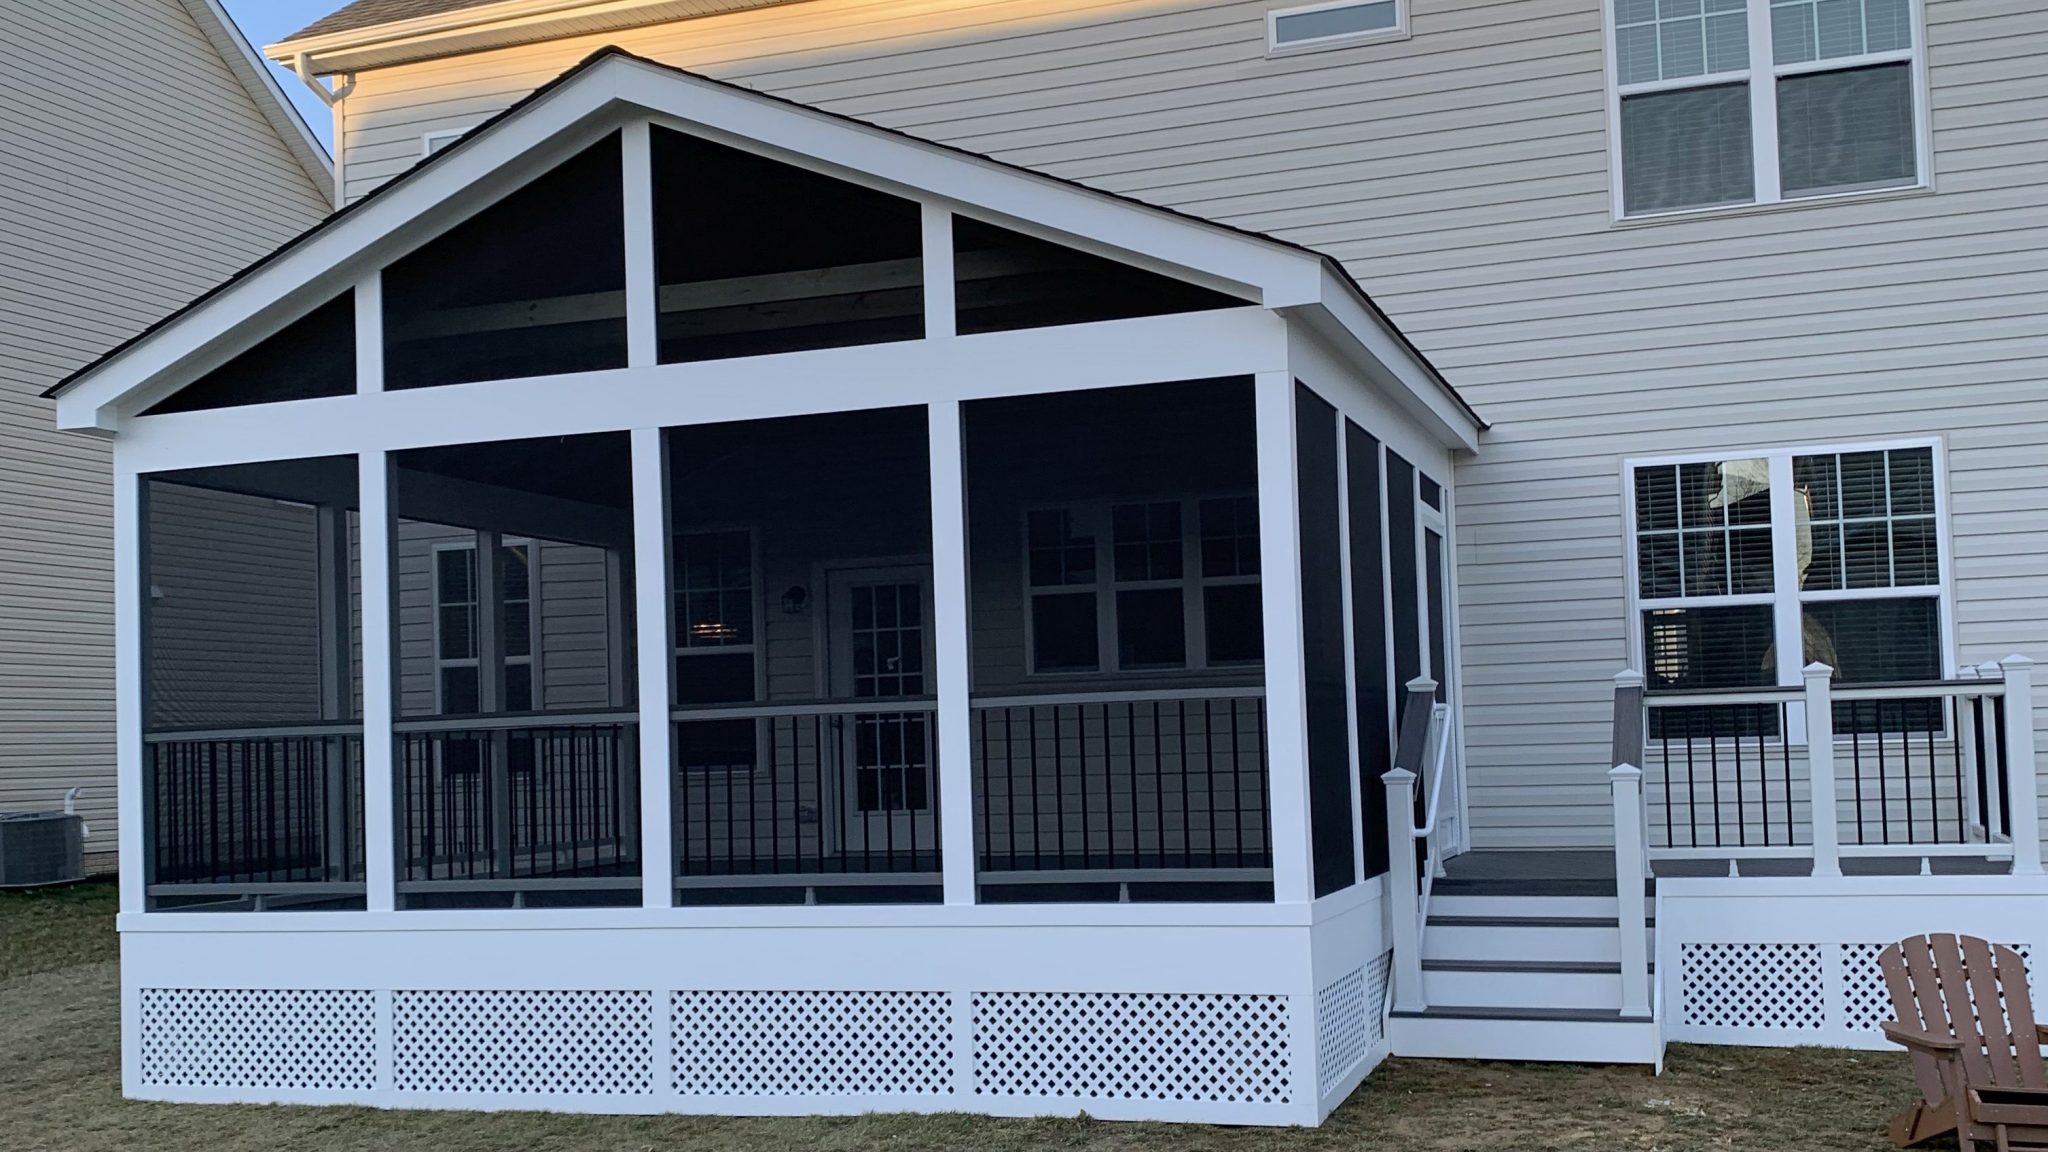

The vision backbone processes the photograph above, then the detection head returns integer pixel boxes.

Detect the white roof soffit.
[55,50,1476,449]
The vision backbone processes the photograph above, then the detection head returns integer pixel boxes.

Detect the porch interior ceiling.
[401,433,634,509]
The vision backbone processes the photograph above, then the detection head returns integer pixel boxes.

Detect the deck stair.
[1386,865,1663,1064]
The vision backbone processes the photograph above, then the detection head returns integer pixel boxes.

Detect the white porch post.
[360,450,397,911]
[632,427,675,908]
[1383,768,1423,1012]
[928,399,975,905]
[316,504,353,879]
[2001,655,2043,875]
[1253,370,1311,905]
[116,464,146,913]
[621,120,657,369]
[1609,764,1650,1018]
[1804,662,1840,879]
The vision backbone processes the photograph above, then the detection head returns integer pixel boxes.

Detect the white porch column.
[632,427,675,908]
[1254,371,1312,905]
[928,400,976,905]
[2002,655,2043,875]
[1383,768,1423,1012]
[116,465,146,913]
[1609,764,1650,1018]
[360,450,397,911]
[621,120,658,369]
[1804,662,1840,879]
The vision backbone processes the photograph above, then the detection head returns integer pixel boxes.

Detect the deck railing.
[671,700,941,899]
[1382,677,1448,1013]
[395,712,640,896]
[1623,658,2042,875]
[143,724,364,904]
[969,688,1271,892]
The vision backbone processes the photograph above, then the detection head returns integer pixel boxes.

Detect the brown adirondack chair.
[1882,934,2048,1151]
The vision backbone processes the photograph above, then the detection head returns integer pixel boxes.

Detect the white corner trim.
[185,0,333,186]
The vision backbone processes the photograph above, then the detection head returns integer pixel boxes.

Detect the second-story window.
[1610,0,1923,217]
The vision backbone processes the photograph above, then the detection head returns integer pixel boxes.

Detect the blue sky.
[219,0,349,152]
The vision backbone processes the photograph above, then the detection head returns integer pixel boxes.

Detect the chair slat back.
[1885,934,2046,1097]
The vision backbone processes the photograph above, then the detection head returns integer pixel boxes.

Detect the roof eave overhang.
[1292,262,1485,454]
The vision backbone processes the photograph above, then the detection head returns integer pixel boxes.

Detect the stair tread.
[1436,878,1657,898]
[1422,959,1630,974]
[1391,1005,1656,1023]
[1428,914,1655,928]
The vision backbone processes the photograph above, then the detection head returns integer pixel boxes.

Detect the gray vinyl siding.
[0,0,328,859]
[332,0,2048,848]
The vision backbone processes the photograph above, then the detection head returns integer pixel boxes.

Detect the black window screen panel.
[1644,604,1779,739]
[1387,452,1420,696]
[1295,385,1354,897]
[953,216,1245,335]
[651,127,923,363]
[1779,62,1916,198]
[1621,82,1755,214]
[145,293,355,415]
[384,134,626,390]
[1347,423,1392,878]
[1806,597,1942,733]
[1426,526,1447,703]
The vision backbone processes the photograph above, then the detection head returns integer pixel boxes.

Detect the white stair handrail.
[1384,677,1445,1015]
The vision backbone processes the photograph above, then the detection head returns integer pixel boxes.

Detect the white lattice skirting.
[131,984,1315,1122]
[1669,941,2035,1046]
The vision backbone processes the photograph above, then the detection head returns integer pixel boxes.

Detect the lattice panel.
[1680,944,1825,1030]
[1840,942,2033,1033]
[393,990,652,1095]
[669,990,954,1097]
[972,992,1292,1105]
[1314,967,1369,1098]
[138,988,374,1090]
[1365,950,1392,1047]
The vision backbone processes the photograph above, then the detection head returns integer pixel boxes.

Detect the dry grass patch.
[2,882,1924,1151]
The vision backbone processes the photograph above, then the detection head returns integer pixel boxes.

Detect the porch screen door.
[826,566,938,857]
[1419,507,1465,856]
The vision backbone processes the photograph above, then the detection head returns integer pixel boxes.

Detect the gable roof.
[183,0,332,193]
[50,46,1482,446]
[288,0,498,40]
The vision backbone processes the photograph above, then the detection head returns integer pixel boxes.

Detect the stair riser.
[1423,924,1654,963]
[1429,895,1651,920]
[1422,968,1621,1011]
[1389,1014,1661,1064]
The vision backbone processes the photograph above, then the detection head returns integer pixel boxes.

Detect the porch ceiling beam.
[115,307,1289,475]
[392,466,632,550]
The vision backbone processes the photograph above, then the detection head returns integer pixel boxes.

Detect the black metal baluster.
[1051,706,1066,870]
[1995,696,2013,839]
[1850,709,1866,848]
[1152,701,1166,870]
[1876,701,1891,844]
[1230,700,1245,869]
[1028,708,1042,872]
[1684,729,1697,849]
[1781,706,1794,847]
[1708,726,1722,849]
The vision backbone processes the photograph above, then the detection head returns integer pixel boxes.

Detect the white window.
[1025,496,1263,675]
[670,528,758,703]
[1607,0,1926,217]
[1267,0,1404,52]
[421,128,467,157]
[1625,441,1948,713]
[432,539,536,713]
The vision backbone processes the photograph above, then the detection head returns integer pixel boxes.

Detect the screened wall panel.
[651,127,922,363]
[1386,452,1420,697]
[1295,385,1354,897]
[390,433,637,908]
[663,409,937,905]
[953,217,1245,335]
[383,135,626,390]
[1345,422,1392,878]
[142,456,362,911]
[144,292,355,415]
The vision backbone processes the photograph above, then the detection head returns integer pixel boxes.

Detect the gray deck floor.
[1441,848,2010,885]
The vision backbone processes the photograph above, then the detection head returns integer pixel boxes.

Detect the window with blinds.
[1609,0,1923,216]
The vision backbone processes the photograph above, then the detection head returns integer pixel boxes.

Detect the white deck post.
[2002,655,2042,875]
[1609,764,1650,1017]
[1804,662,1840,878]
[632,427,675,908]
[928,400,975,905]
[1254,371,1312,905]
[360,450,397,911]
[1384,767,1424,1012]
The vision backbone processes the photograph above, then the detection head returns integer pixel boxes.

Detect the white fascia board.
[1296,263,1482,453]
[59,53,1325,431]
[268,0,679,70]
[54,69,631,432]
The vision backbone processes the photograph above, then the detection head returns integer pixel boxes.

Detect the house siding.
[329,0,2048,848]
[0,0,329,858]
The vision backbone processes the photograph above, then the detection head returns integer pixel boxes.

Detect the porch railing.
[1622,658,2042,876]
[968,688,1271,893]
[396,712,640,896]
[143,724,364,904]
[1382,677,1448,1013]
[671,700,941,898]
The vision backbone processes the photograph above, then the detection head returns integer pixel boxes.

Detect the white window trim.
[420,128,468,157]
[430,537,539,714]
[1620,437,1956,714]
[1265,0,1408,55]
[1602,0,1934,222]
[1021,495,1263,678]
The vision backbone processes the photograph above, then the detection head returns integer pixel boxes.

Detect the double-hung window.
[1610,0,1925,217]
[433,540,535,713]
[1628,441,1947,731]
[1026,497,1263,675]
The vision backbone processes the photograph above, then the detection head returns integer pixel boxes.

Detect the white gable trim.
[54,51,1476,449]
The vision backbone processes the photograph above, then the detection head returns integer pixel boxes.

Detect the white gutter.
[285,53,358,208]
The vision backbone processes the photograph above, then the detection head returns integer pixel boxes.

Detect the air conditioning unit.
[0,788,87,888]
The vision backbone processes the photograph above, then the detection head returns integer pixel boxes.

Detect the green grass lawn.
[1,881,1924,1151]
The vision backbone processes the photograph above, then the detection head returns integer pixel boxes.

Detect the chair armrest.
[2036,1022,2048,1046]
[1884,1021,1965,1053]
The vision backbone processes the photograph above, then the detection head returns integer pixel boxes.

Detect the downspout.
[287,52,358,209]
